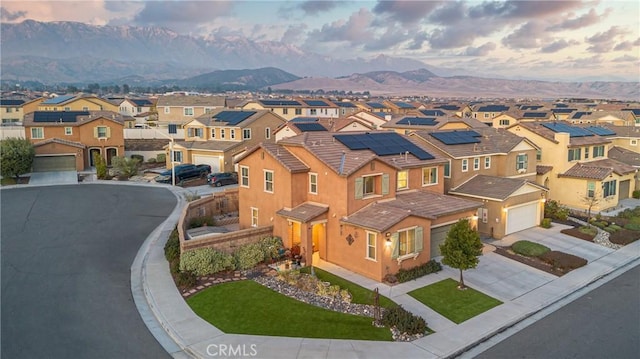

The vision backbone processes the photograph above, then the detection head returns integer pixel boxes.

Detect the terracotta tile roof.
[125,139,170,151]
[193,109,274,128]
[608,146,640,167]
[156,94,226,107]
[23,111,125,126]
[278,131,447,176]
[276,202,329,222]
[537,165,554,175]
[32,138,85,149]
[412,127,535,158]
[260,142,310,173]
[173,140,241,152]
[449,175,545,201]
[341,190,482,232]
[514,121,611,146]
[559,158,636,180]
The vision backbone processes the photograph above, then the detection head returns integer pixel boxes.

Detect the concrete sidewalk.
[135,193,640,359]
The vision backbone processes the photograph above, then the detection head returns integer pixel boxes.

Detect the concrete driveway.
[28,171,78,185]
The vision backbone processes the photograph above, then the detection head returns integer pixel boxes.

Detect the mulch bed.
[493,246,588,276]
[560,227,595,242]
[609,229,640,245]
[493,247,565,276]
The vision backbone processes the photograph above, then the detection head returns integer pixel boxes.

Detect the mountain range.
[1,20,638,100]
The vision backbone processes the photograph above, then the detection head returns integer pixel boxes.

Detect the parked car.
[154,164,211,184]
[207,172,238,187]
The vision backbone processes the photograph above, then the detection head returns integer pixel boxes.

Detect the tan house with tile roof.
[235,131,480,281]
[24,110,125,171]
[38,94,118,113]
[166,109,285,172]
[273,117,375,142]
[508,121,637,211]
[156,94,226,128]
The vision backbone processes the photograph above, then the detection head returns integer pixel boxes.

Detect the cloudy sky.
[2,0,639,81]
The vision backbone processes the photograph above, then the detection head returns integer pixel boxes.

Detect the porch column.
[300,223,313,266]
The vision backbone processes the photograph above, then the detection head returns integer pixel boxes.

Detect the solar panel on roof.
[333,132,434,160]
[0,99,25,106]
[572,112,592,119]
[213,111,256,125]
[585,126,616,136]
[393,102,415,109]
[33,111,89,123]
[520,105,543,110]
[290,117,319,123]
[551,108,576,113]
[541,122,594,137]
[419,109,445,116]
[336,102,356,108]
[435,105,460,110]
[294,123,327,132]
[397,117,438,126]
[367,102,386,109]
[477,105,509,112]
[41,95,76,105]
[430,130,481,145]
[303,100,329,107]
[554,103,569,108]
[523,112,548,118]
[260,100,301,106]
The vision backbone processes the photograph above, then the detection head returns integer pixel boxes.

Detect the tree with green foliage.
[93,153,108,180]
[439,218,483,289]
[0,137,35,180]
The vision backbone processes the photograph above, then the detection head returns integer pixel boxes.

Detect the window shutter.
[93,127,98,138]
[381,173,389,195]
[391,232,399,259]
[415,227,423,253]
[355,177,364,199]
[106,127,111,138]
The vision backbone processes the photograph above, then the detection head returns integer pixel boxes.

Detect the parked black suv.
[207,172,238,187]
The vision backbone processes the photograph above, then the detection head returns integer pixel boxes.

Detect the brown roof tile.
[261,142,310,173]
[276,202,329,222]
[537,165,553,175]
[514,121,611,147]
[608,146,640,167]
[32,138,85,149]
[125,139,170,151]
[449,175,545,201]
[559,158,635,180]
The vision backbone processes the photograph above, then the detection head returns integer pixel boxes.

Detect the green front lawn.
[300,266,396,308]
[187,280,392,341]
[408,278,502,324]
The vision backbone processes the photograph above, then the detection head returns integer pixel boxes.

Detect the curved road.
[1,184,176,358]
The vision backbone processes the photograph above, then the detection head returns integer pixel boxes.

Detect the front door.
[89,148,101,167]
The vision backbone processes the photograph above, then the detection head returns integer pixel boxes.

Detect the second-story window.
[231,129,236,139]
[355,173,389,199]
[422,167,438,186]
[444,160,451,178]
[295,109,302,115]
[64,127,72,136]
[473,157,480,171]
[265,128,271,139]
[499,119,510,126]
[310,109,317,115]
[363,176,375,196]
[211,129,216,139]
[593,145,605,158]
[31,127,44,139]
[484,157,491,169]
[397,170,408,190]
[184,107,194,116]
[536,150,542,161]
[96,126,109,139]
[221,129,226,139]
[283,108,288,115]
[264,170,274,193]
[243,128,251,140]
[164,107,170,114]
[516,154,528,171]
[568,148,581,161]
[462,159,469,172]
[585,147,590,159]
[309,173,318,194]
[240,166,249,187]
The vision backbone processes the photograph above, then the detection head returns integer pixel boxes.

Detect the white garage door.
[32,155,76,172]
[506,202,539,235]
[192,155,220,172]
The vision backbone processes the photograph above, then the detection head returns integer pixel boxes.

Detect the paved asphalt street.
[1,184,176,359]
[473,263,640,359]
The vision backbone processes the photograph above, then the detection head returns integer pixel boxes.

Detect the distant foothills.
[1,20,639,101]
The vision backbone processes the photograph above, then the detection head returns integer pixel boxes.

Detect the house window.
[96,126,109,139]
[221,129,226,139]
[473,157,480,171]
[251,207,258,227]
[82,106,89,111]
[265,128,271,139]
[310,109,317,115]
[204,107,214,114]
[184,107,194,116]
[397,170,408,190]
[444,160,451,178]
[211,129,216,138]
[499,119,510,126]
[243,128,251,140]
[593,145,605,158]
[462,159,468,172]
[603,180,617,197]
[64,107,70,111]
[392,227,424,258]
[631,139,637,146]
[516,154,528,171]
[31,127,44,139]
[484,156,491,169]
[230,129,236,139]
[164,107,170,114]
[422,167,437,186]
[264,170,274,193]
[568,148,581,161]
[587,182,595,198]
[585,147,589,159]
[283,108,288,115]
[188,128,203,138]
[240,166,249,187]
[172,150,182,163]
[363,176,375,196]
[536,150,542,161]
[484,113,489,118]
[64,127,72,136]
[309,173,318,194]
[355,174,389,199]
[295,109,302,115]
[366,232,376,261]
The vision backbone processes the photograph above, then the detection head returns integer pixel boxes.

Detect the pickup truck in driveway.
[154,164,211,184]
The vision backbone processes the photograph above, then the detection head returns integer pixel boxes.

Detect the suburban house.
[332,101,360,117]
[382,114,486,134]
[241,99,305,121]
[508,121,637,211]
[118,98,155,118]
[37,94,119,112]
[1,99,26,124]
[274,117,376,141]
[235,131,481,282]
[344,110,389,129]
[566,111,636,126]
[165,109,285,172]
[156,94,226,128]
[23,111,125,171]
[383,101,417,114]
[298,99,340,118]
[471,104,511,126]
[491,110,553,129]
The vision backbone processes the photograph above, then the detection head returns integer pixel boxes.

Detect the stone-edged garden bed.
[493,240,588,277]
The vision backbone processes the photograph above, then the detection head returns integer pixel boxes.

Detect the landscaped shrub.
[156,153,166,163]
[592,221,608,229]
[259,236,284,262]
[175,270,197,288]
[382,305,427,335]
[180,248,235,276]
[539,251,587,271]
[94,153,108,180]
[511,240,550,257]
[234,242,265,270]
[396,260,443,283]
[617,207,640,220]
[578,226,598,236]
[540,218,552,228]
[188,215,215,228]
[603,227,617,233]
[633,190,640,199]
[624,222,640,231]
[544,200,569,221]
[608,224,622,231]
[164,227,180,262]
[147,157,157,163]
[131,154,144,162]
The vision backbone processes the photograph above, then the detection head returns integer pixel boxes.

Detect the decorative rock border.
[568,217,623,250]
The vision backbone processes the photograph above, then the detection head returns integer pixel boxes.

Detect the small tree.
[93,153,108,180]
[581,189,601,226]
[439,218,483,289]
[0,137,35,180]
[111,156,140,179]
